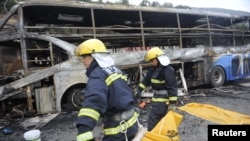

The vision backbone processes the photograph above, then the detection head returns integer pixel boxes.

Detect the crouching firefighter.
[75,39,139,141]
[135,47,178,131]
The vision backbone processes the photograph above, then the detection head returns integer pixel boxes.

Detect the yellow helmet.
[144,47,164,61]
[75,39,108,56]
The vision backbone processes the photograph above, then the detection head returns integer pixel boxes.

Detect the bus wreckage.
[0,0,250,118]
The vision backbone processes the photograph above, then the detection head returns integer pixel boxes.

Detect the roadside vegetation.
[0,0,190,14]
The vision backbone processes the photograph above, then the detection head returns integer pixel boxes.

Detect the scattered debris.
[20,113,58,130]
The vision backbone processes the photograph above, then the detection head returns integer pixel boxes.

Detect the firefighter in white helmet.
[75,39,138,141]
[135,47,178,131]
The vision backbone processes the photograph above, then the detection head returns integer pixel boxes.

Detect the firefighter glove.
[134,88,142,98]
[168,103,177,111]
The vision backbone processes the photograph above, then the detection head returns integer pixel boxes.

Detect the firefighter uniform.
[75,39,138,141]
[137,47,178,131]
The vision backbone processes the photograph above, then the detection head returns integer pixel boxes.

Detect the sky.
[102,0,250,12]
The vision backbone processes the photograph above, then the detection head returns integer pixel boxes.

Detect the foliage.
[175,5,191,9]
[140,0,150,6]
[162,2,173,8]
[2,0,227,14]
[121,0,129,5]
[151,1,160,7]
[79,0,92,2]
[233,22,249,30]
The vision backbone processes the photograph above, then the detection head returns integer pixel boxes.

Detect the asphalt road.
[1,79,250,141]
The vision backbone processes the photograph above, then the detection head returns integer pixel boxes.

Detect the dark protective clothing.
[138,64,178,131]
[76,60,138,141]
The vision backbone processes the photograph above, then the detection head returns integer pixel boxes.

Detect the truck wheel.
[210,66,225,87]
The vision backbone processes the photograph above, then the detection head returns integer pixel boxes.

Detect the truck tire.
[210,66,225,87]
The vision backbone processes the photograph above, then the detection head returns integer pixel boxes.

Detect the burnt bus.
[0,0,249,117]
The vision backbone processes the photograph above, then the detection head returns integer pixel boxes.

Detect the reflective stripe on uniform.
[105,73,127,86]
[104,112,138,135]
[169,96,178,101]
[154,90,168,95]
[151,78,165,84]
[78,108,100,121]
[76,131,94,141]
[139,83,146,89]
[151,97,169,102]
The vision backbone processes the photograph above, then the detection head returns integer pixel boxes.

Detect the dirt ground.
[1,79,250,141]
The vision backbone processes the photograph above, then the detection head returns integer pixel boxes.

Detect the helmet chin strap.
[156,59,160,67]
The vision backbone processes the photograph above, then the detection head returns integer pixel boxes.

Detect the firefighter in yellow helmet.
[75,39,138,141]
[135,47,178,131]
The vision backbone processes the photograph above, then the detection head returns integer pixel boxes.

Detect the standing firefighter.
[75,39,138,141]
[135,47,178,131]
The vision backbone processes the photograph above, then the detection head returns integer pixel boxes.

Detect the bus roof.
[20,0,245,18]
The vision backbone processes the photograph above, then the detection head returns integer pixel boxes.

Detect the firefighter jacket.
[138,64,178,105]
[76,60,137,141]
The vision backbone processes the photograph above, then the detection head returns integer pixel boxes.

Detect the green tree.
[121,0,129,5]
[175,5,191,9]
[140,0,150,6]
[162,2,173,8]
[79,0,92,2]
[151,1,160,7]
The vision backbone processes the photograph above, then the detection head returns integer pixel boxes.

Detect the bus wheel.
[210,66,225,87]
[62,88,85,111]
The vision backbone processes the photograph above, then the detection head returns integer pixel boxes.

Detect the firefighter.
[135,47,178,131]
[75,39,138,141]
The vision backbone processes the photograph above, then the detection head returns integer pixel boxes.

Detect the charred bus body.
[0,1,250,117]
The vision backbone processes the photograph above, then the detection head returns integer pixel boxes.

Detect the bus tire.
[210,66,225,87]
[62,87,85,111]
